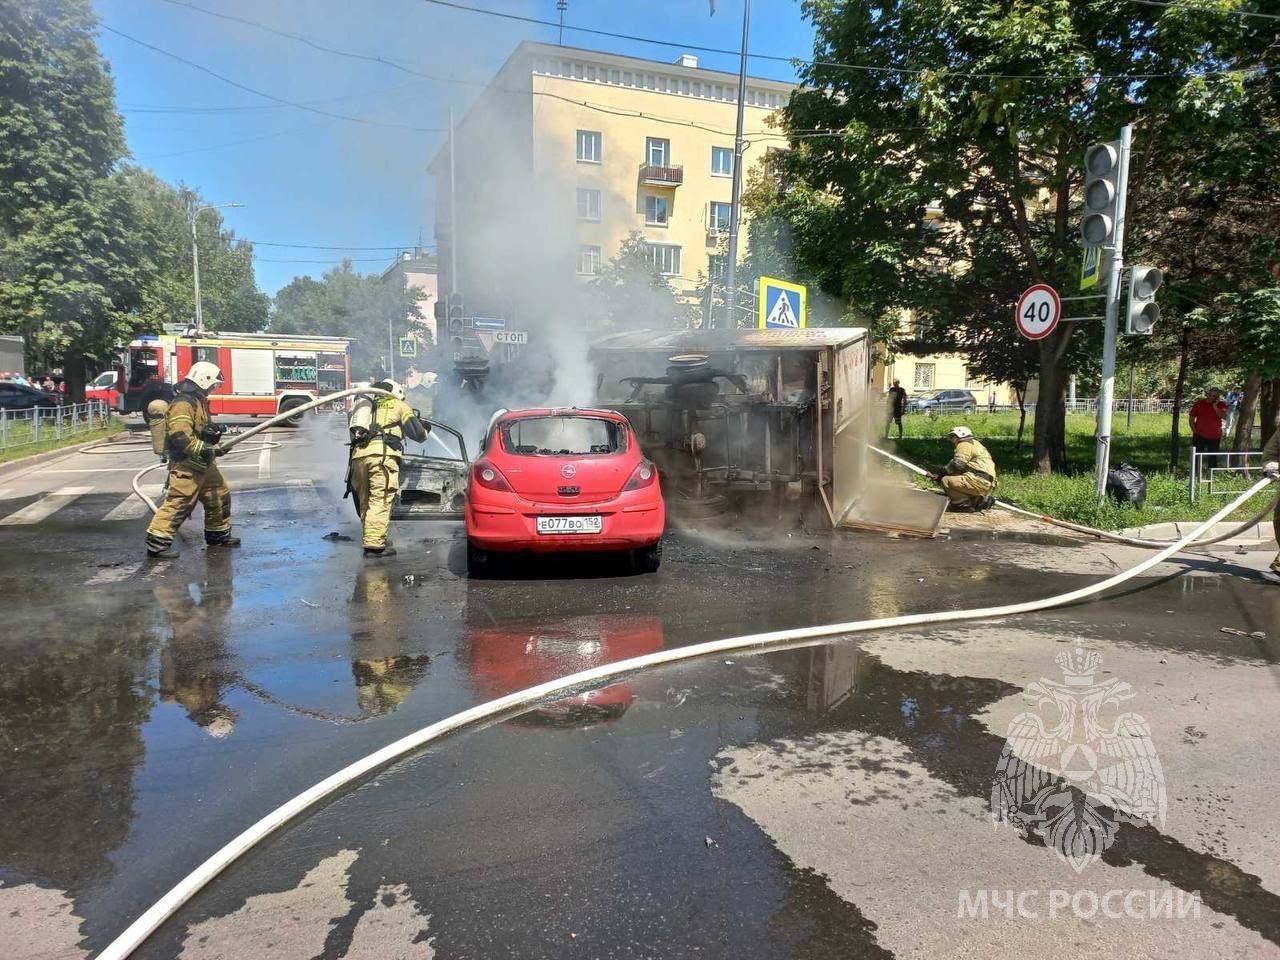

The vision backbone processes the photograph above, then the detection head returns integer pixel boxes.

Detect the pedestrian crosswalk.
[0,479,335,527]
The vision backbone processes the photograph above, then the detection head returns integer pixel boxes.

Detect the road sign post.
[1093,124,1132,501]
[759,276,806,330]
[1014,284,1061,340]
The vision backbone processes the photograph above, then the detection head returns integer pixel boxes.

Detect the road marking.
[0,486,94,525]
[101,496,150,521]
[86,560,144,585]
[286,478,321,511]
[257,445,271,479]
[0,488,11,499]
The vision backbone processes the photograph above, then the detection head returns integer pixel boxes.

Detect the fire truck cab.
[112,330,353,422]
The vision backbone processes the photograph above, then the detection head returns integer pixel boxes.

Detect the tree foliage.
[589,233,691,330]
[269,262,421,379]
[749,0,1276,472]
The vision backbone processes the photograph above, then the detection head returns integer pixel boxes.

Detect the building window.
[712,146,733,177]
[708,201,731,233]
[913,363,935,391]
[576,245,601,276]
[576,130,602,163]
[646,137,670,167]
[193,346,219,366]
[644,194,669,226]
[645,243,681,276]
[576,187,601,221]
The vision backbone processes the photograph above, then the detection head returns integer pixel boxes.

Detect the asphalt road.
[1,417,1278,959]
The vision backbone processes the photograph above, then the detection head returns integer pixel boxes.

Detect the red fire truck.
[110,330,353,421]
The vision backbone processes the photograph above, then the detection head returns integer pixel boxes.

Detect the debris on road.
[321,531,352,542]
[1220,627,1265,639]
[299,599,319,608]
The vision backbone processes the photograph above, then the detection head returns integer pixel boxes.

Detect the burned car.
[389,418,470,520]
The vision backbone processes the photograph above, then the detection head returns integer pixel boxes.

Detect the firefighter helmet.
[948,425,974,441]
[186,361,224,392]
[373,379,406,401]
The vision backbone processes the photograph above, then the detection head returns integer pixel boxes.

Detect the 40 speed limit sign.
[1014,283,1061,340]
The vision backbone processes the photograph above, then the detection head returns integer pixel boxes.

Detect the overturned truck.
[590,327,943,533]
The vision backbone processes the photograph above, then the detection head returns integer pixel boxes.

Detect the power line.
[417,0,1234,81]
[254,256,399,264]
[245,240,436,251]
[100,25,446,134]
[1124,0,1280,21]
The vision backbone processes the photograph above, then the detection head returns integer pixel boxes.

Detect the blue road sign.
[472,316,507,331]
[759,276,807,330]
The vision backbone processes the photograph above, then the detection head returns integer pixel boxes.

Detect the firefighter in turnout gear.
[928,425,997,512]
[347,379,428,558]
[145,361,239,559]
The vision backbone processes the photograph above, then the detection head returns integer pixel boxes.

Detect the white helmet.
[948,425,974,441]
[186,361,224,392]
[373,379,406,401]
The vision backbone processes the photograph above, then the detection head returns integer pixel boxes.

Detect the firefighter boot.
[1261,555,1280,585]
[206,530,241,548]
[147,532,179,560]
[363,545,397,559]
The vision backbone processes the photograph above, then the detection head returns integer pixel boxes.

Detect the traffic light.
[1125,265,1162,335]
[1081,141,1121,246]
[447,292,464,338]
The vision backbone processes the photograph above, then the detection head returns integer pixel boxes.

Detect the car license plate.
[536,515,602,535]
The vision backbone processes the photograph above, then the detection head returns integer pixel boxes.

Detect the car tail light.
[623,460,657,492]
[471,459,513,492]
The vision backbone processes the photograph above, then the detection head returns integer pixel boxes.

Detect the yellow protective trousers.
[146,464,232,547]
[350,456,400,550]
[941,472,994,506]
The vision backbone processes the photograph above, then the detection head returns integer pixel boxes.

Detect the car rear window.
[499,416,625,456]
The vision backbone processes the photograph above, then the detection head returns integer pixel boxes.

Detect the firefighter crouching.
[928,425,997,512]
[347,379,428,559]
[145,361,239,559]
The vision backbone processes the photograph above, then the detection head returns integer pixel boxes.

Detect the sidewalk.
[1119,520,1272,547]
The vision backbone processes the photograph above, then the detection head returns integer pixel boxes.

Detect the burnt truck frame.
[587,328,869,525]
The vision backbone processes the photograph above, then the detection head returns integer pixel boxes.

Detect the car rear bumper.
[467,493,664,553]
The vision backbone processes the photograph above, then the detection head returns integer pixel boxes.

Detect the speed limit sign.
[1014,283,1061,340]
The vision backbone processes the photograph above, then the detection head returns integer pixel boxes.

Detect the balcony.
[640,163,683,187]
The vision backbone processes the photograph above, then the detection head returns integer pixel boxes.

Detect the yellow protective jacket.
[165,387,215,469]
[350,396,425,460]
[945,438,997,485]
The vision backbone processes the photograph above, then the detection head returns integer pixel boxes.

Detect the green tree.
[116,166,267,333]
[755,0,1266,473]
[0,0,145,398]
[589,233,690,330]
[270,262,420,379]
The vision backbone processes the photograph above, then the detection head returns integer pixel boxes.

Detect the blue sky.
[94,0,817,295]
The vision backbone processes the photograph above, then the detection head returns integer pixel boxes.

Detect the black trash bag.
[1106,463,1147,509]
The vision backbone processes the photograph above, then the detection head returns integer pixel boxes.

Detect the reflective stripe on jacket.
[945,438,997,485]
[351,397,416,461]
[166,393,212,468]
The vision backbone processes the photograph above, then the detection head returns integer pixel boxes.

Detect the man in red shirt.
[1188,387,1228,454]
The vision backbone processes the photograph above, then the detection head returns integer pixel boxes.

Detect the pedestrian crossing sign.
[759,276,806,330]
[398,336,417,358]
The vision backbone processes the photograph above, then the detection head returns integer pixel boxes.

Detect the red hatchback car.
[465,408,665,575]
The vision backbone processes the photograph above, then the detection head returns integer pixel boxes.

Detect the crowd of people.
[0,371,62,394]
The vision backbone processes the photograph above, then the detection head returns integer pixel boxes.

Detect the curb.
[0,427,130,481]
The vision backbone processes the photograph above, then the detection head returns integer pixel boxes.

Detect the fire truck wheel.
[278,398,308,427]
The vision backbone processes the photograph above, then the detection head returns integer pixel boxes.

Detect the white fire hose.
[869,444,1278,551]
[94,473,1277,960]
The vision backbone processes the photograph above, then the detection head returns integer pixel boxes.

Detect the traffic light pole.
[1093,123,1132,501]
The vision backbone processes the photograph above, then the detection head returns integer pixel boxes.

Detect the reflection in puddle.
[465,615,665,727]
[349,566,431,718]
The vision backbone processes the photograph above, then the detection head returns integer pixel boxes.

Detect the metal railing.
[1188,447,1263,503]
[0,401,113,453]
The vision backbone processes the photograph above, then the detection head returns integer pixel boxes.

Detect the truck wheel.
[279,397,307,426]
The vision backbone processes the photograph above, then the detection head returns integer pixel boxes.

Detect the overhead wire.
[99,25,446,135]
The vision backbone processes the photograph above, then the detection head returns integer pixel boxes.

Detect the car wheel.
[466,539,490,577]
[964,404,975,414]
[632,538,663,574]
[278,397,307,426]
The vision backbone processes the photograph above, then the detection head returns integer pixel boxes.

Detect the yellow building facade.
[433,42,794,328]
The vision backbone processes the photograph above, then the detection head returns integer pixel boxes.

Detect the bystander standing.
[1188,387,1228,455]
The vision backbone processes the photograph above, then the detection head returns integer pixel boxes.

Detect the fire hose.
[869,444,1278,551]
[94,474,1277,960]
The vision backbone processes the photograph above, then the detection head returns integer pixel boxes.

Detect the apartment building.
[432,41,795,330]
[382,249,439,344]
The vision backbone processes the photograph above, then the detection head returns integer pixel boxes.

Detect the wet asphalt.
[1,419,1279,958]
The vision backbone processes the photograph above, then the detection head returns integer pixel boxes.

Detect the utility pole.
[388,317,396,381]
[448,106,458,299]
[1127,363,1136,429]
[722,0,750,331]
[1093,124,1132,500]
[556,0,567,45]
[190,202,243,333]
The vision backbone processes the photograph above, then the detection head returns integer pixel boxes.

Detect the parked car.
[911,389,977,414]
[0,382,61,411]
[465,408,665,576]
